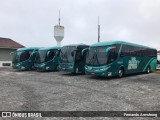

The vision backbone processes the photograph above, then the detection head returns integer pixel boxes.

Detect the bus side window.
[108,48,117,64]
[121,45,128,56]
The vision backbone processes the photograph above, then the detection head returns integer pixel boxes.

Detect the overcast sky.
[0,0,160,50]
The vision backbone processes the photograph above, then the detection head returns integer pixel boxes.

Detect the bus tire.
[118,68,124,78]
[55,65,59,71]
[30,65,35,70]
[146,66,150,74]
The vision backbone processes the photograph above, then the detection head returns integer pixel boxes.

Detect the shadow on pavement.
[60,72,85,76]
[85,72,150,81]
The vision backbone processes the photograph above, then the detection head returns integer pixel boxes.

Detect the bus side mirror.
[105,47,116,56]
[10,52,15,56]
[81,48,89,57]
[31,51,37,56]
[47,51,51,56]
[56,49,61,56]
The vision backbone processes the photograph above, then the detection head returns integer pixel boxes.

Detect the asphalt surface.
[0,67,160,120]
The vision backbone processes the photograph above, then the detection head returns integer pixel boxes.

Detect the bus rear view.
[12,47,40,70]
[34,46,61,71]
[59,44,89,74]
[85,41,157,77]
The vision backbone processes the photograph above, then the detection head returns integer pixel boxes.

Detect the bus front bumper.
[34,63,56,71]
[59,63,74,73]
[85,66,111,77]
[12,63,28,70]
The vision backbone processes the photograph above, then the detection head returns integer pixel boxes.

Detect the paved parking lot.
[0,68,160,120]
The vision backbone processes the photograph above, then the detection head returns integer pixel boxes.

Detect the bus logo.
[128,57,140,70]
[2,112,11,117]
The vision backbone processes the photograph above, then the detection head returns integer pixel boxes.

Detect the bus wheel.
[118,68,124,78]
[31,65,35,70]
[55,65,59,71]
[146,66,150,74]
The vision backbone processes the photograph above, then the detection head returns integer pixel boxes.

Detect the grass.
[153,70,160,74]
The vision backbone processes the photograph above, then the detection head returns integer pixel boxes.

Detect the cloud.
[0,0,160,50]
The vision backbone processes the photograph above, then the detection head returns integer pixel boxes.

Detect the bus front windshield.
[12,50,32,63]
[157,54,160,64]
[86,46,108,66]
[60,46,76,63]
[35,50,57,63]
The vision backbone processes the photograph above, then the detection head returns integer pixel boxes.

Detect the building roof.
[17,47,41,51]
[0,37,25,49]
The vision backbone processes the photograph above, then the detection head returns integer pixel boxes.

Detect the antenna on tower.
[59,10,61,25]
[98,16,100,43]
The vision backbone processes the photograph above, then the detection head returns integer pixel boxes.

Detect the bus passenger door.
[107,48,118,75]
[75,50,84,73]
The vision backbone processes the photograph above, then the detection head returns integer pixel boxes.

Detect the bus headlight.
[85,66,91,70]
[85,66,88,70]
[46,66,50,70]
[85,66,110,72]
[40,63,45,67]
[21,66,26,70]
[69,64,73,68]
[97,67,111,72]
[100,67,109,71]
[16,63,20,67]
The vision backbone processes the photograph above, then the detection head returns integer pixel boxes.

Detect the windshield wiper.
[88,53,95,65]
[94,51,100,66]
[60,51,69,63]
[88,50,100,66]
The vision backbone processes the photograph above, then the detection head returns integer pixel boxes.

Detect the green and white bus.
[34,46,61,71]
[12,47,40,70]
[157,52,160,69]
[85,41,157,77]
[59,44,89,74]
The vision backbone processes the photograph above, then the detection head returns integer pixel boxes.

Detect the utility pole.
[59,10,61,25]
[98,16,100,43]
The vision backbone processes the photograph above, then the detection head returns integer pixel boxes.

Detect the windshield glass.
[86,45,120,66]
[12,50,32,63]
[158,54,160,63]
[86,46,108,66]
[60,46,76,63]
[35,49,57,63]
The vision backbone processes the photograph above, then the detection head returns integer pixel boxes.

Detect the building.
[0,37,24,67]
